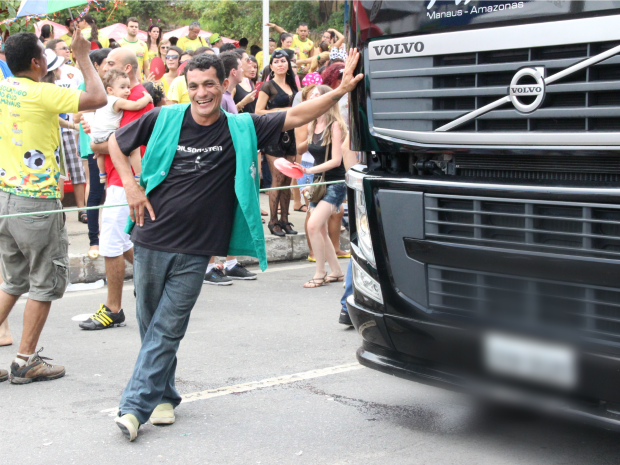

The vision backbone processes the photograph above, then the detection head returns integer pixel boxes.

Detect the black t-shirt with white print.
[115,107,286,256]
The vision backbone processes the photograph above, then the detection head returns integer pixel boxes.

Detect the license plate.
[484,333,577,389]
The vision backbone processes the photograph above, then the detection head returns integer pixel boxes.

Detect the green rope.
[0,180,346,219]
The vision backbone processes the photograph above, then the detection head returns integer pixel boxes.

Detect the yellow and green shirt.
[0,77,81,198]
[81,28,109,48]
[177,35,207,52]
[292,35,313,60]
[60,33,73,48]
[118,37,149,74]
[166,75,190,103]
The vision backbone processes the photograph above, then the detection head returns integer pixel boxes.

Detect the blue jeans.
[118,245,211,424]
[341,260,353,312]
[86,153,105,246]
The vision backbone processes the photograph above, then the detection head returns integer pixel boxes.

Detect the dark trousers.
[86,153,105,246]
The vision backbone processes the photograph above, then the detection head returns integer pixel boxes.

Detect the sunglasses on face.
[165,54,179,60]
[161,46,170,49]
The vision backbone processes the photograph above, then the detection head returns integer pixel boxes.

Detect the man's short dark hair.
[219,43,236,54]
[90,48,111,66]
[269,38,276,43]
[184,53,225,84]
[234,48,246,59]
[65,18,73,27]
[127,17,139,26]
[46,39,65,51]
[299,22,308,28]
[219,51,240,79]
[5,32,42,75]
[239,38,248,48]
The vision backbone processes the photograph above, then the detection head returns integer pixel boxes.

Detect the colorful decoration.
[1,0,126,28]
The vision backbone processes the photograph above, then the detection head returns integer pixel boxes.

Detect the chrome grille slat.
[424,194,620,259]
[428,265,620,340]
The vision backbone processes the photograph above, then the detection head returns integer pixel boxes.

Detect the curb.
[68,232,350,284]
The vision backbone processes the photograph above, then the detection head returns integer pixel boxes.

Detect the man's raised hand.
[337,48,364,95]
[71,27,90,59]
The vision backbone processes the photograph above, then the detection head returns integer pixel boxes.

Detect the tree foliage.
[187,0,343,45]
[0,0,36,36]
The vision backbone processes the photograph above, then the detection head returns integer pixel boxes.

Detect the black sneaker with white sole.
[204,267,233,286]
[79,305,126,330]
[225,263,257,280]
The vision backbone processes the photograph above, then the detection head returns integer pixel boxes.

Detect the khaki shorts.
[0,191,69,301]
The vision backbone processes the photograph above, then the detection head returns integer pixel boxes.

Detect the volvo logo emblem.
[508,67,546,113]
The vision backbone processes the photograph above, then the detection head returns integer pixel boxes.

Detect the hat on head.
[45,49,65,72]
[329,47,348,62]
[302,72,322,87]
[209,33,221,45]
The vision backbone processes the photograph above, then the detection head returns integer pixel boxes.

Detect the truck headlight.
[352,258,383,304]
[346,166,376,267]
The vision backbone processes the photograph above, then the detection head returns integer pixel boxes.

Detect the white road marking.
[101,362,363,414]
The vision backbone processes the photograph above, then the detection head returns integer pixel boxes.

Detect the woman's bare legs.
[328,207,346,255]
[306,200,342,287]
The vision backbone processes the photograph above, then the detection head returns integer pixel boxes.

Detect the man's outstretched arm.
[282,49,363,132]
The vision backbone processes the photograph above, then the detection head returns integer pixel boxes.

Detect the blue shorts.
[309,182,347,212]
[299,160,314,192]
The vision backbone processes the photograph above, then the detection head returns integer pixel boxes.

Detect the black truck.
[346,0,620,430]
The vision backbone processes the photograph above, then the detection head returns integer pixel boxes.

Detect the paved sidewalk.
[66,192,349,283]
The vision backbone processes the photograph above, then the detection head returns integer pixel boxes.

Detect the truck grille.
[368,14,620,148]
[428,265,620,341]
[424,194,620,259]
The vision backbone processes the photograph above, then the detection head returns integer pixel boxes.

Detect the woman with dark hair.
[247,55,259,85]
[255,49,299,236]
[146,24,162,65]
[277,32,295,57]
[77,14,110,48]
[39,24,54,46]
[234,50,258,114]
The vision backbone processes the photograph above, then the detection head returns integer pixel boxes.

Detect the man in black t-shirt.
[107,52,363,442]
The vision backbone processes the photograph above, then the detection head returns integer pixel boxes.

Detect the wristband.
[99,172,107,177]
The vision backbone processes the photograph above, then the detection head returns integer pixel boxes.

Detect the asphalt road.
[2,260,620,465]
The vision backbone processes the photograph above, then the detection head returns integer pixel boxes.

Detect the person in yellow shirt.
[118,17,149,78]
[0,29,107,384]
[166,74,189,103]
[256,38,275,71]
[60,18,75,48]
[177,21,209,52]
[266,22,314,59]
[77,14,109,48]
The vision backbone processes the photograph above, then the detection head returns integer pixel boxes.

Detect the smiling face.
[166,50,180,70]
[282,36,293,49]
[270,56,289,76]
[54,41,71,61]
[186,66,225,122]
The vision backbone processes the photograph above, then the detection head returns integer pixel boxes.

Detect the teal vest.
[125,104,267,270]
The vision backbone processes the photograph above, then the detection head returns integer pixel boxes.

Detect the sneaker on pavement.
[9,348,65,384]
[150,403,175,425]
[225,263,257,280]
[204,267,233,286]
[115,414,140,441]
[339,309,353,326]
[0,368,8,383]
[79,304,126,330]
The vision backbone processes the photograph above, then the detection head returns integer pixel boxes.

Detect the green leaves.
[0,0,36,34]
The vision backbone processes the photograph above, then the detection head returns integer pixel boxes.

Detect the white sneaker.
[115,414,139,441]
[150,403,175,425]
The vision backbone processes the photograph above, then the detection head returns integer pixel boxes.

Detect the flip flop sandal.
[294,205,308,212]
[304,273,327,288]
[325,274,345,284]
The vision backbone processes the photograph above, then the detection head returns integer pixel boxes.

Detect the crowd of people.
[0,14,362,441]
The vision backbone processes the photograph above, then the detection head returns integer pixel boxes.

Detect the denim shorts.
[309,182,347,211]
[299,160,314,192]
